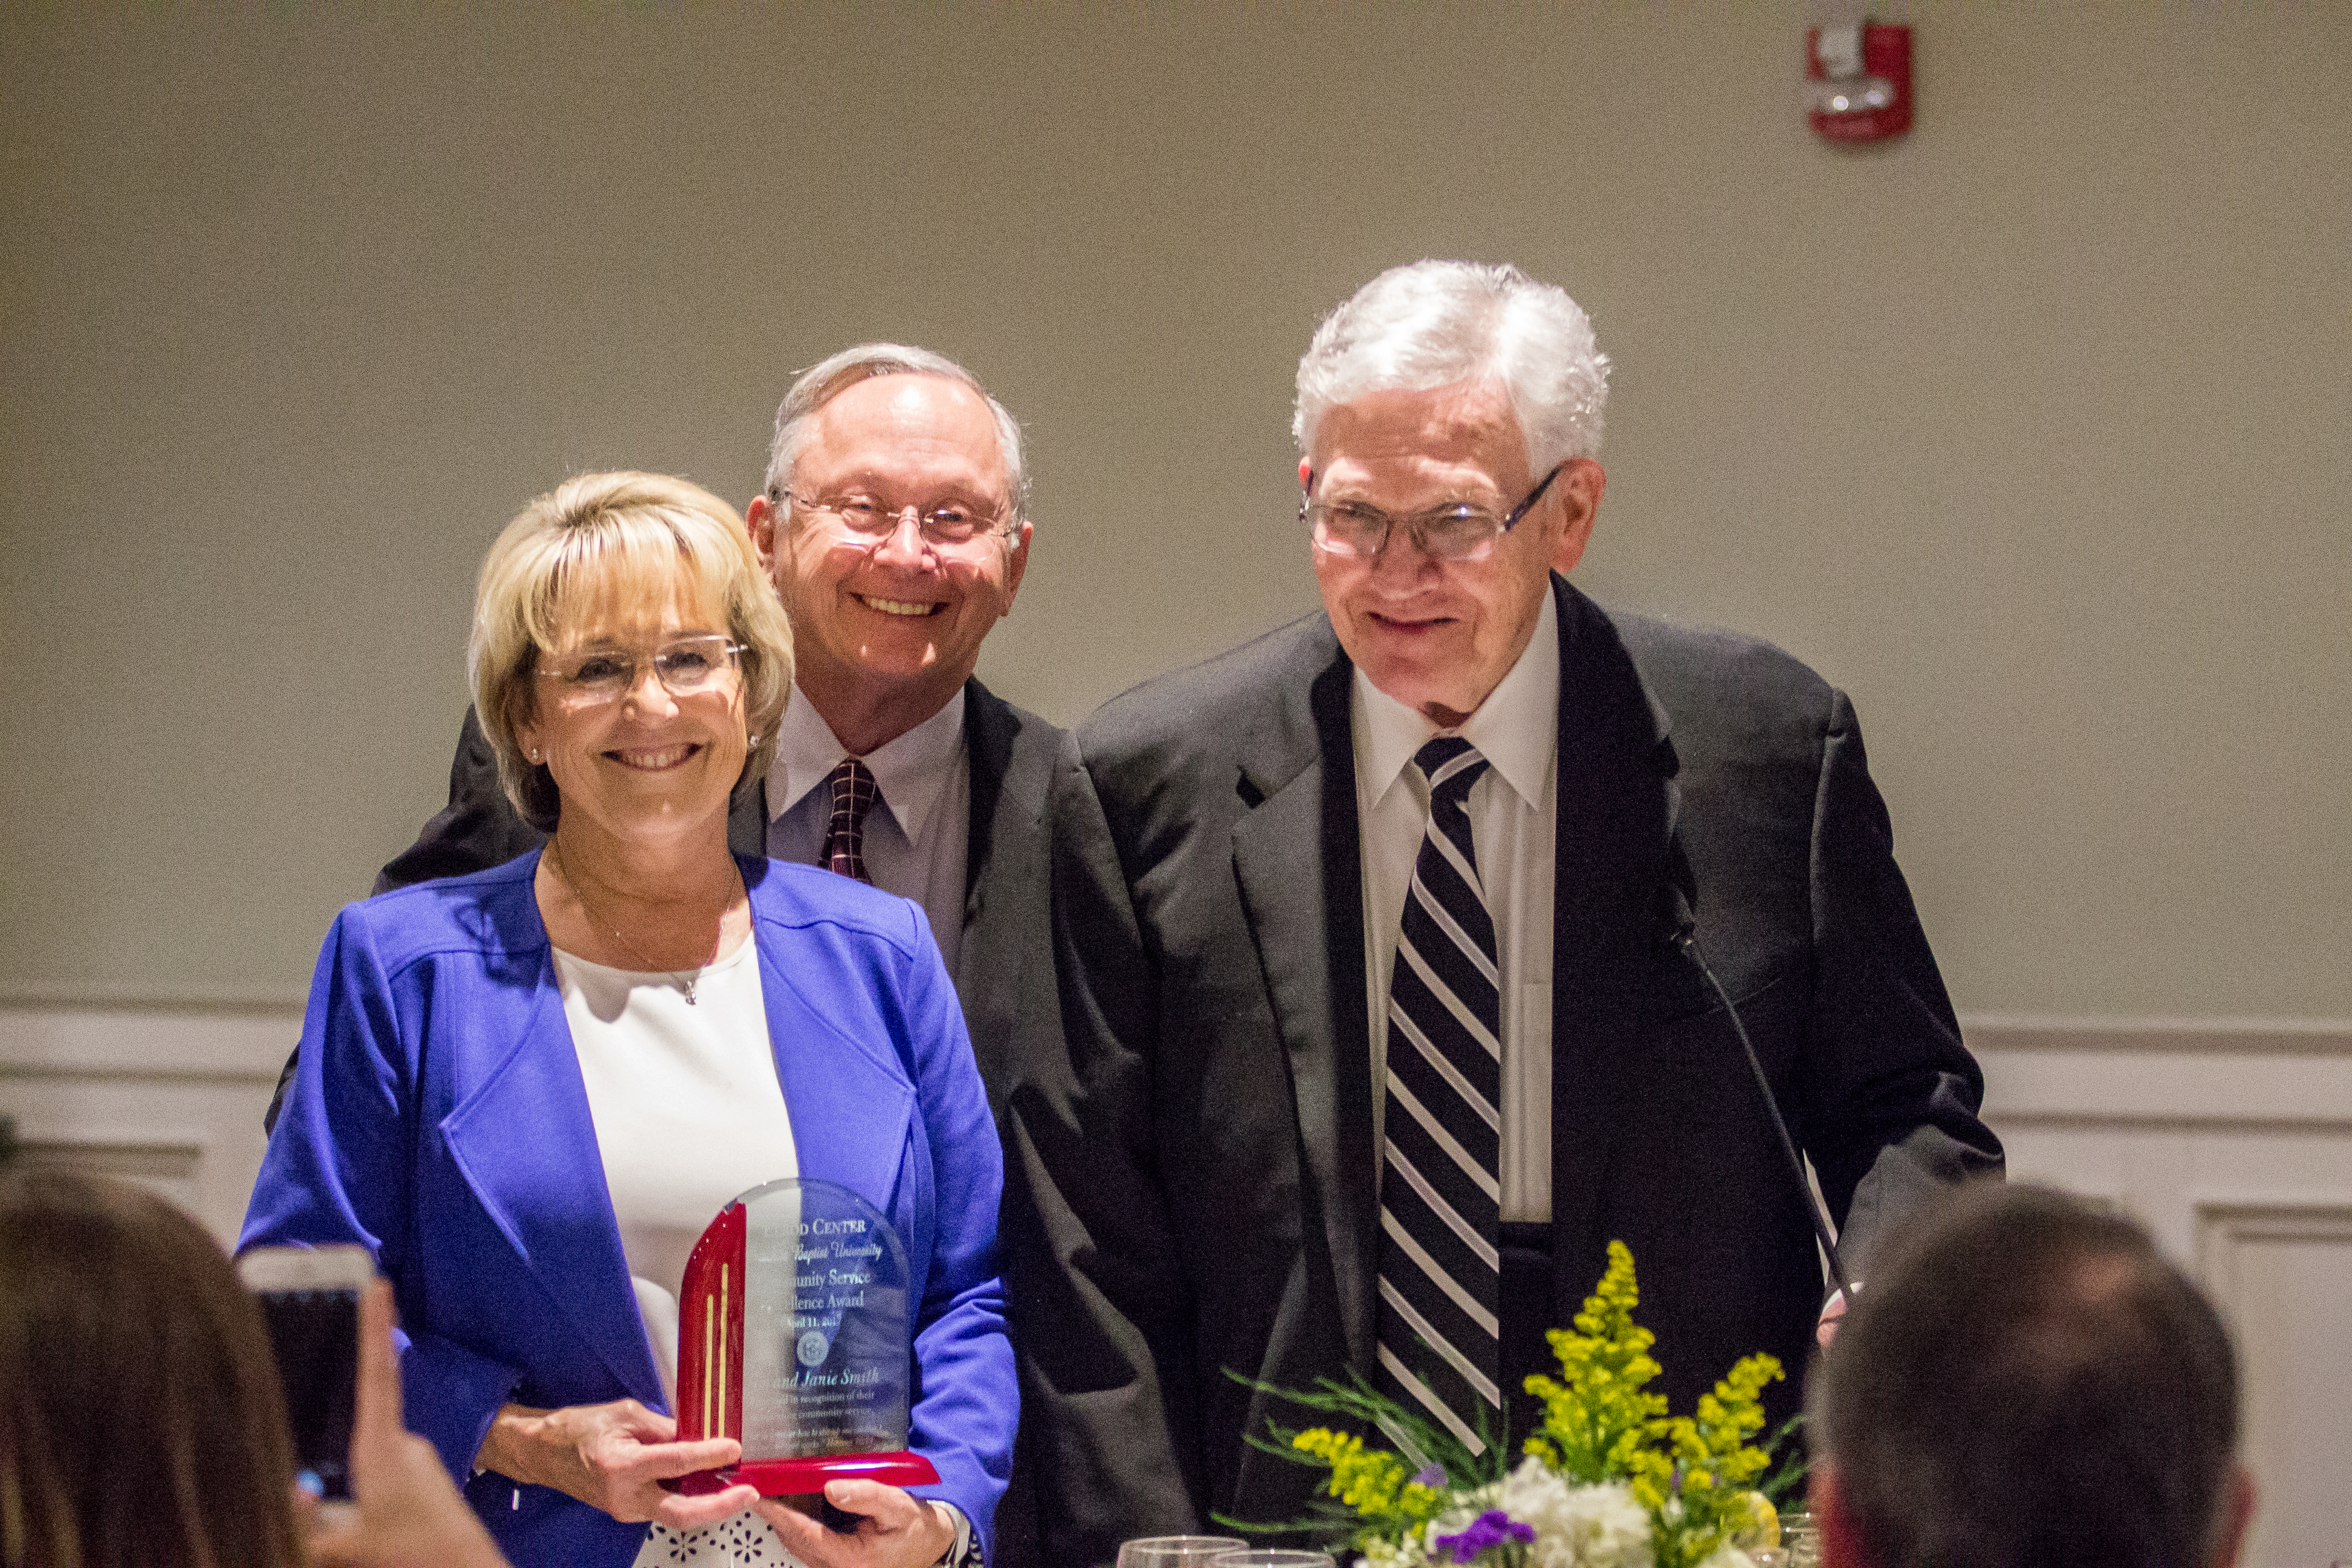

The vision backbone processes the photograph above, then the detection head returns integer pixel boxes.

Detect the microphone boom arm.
[1673,928,1855,1305]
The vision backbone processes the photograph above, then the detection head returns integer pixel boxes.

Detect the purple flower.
[1432,1509,1535,1563]
[1412,1463,1449,1490]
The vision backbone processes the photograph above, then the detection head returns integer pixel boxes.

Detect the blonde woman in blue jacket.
[246,473,1011,1568]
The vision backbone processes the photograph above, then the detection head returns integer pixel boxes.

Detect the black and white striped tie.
[1375,736,1502,1454]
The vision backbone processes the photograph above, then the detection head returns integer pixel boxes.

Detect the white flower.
[1496,1459,1652,1568]
[1692,1545,1755,1568]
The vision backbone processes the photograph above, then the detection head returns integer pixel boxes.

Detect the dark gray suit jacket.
[266,677,1070,1562]
[1011,578,2002,1565]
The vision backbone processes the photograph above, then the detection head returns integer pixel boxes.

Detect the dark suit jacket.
[266,677,1070,1563]
[1012,578,2003,1565]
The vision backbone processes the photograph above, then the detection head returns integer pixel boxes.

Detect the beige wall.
[3,4,2345,1019]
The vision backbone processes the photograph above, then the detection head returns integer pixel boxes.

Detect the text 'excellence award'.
[664,1178,939,1496]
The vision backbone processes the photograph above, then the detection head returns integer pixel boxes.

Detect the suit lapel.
[734,862,916,1233]
[439,859,921,1419]
[761,1021,913,1226]
[1545,580,1681,1310]
[950,678,1038,1103]
[1232,632,1379,1368]
[438,873,667,1407]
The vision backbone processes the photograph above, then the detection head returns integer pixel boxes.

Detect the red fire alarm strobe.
[1807,21,1912,143]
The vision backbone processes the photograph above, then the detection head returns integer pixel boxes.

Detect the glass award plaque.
[666,1178,940,1496]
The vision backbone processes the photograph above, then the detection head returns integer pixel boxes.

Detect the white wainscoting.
[0,1001,297,1246]
[6,1004,2348,1560]
[1970,1015,2352,1568]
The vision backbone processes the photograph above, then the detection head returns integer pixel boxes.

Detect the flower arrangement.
[1230,1243,1798,1568]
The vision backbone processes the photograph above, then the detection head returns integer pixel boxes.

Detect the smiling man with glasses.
[736,351,1036,978]
[1017,260,2003,1565]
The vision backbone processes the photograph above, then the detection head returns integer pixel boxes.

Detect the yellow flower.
[1291,1428,1449,1537]
[1520,1243,1789,1568]
[1524,1243,1675,1488]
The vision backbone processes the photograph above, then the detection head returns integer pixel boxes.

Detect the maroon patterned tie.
[823,758,878,883]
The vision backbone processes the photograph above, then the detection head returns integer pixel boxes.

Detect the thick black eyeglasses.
[1302,462,1566,563]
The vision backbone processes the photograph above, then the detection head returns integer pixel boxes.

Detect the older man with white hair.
[1017,260,2003,1564]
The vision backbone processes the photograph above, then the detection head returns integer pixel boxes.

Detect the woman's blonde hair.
[470,471,794,832]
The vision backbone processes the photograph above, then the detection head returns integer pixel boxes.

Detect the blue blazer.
[243,852,1014,1568]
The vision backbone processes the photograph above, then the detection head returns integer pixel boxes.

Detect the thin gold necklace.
[547,839,721,1005]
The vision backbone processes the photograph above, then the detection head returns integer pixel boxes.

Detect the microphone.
[1663,888,1854,1303]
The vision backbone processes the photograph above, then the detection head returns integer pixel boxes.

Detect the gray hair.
[760,342,1030,521]
[1293,260,1610,473]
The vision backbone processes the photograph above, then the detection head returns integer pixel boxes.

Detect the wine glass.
[1115,1537,1248,1568]
[1208,1551,1338,1567]
[1778,1511,1821,1568]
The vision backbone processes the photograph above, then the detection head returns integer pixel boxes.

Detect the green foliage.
[1757,1416,1811,1505]
[1216,1364,1504,1549]
[1231,1244,1799,1568]
[1290,1429,1452,1544]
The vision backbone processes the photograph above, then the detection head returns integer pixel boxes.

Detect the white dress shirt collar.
[1352,588,1560,813]
[770,681,968,843]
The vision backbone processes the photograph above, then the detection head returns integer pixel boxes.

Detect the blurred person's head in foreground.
[0,1169,304,1568]
[1809,1182,2254,1568]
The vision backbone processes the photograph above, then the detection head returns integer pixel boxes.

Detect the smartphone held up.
[237,1243,372,1502]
